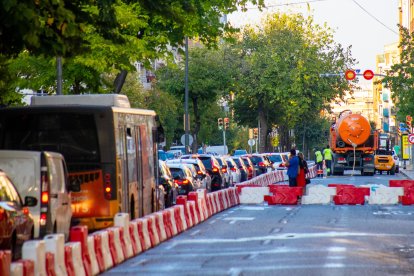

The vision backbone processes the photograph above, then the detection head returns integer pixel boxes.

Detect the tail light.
[0,209,5,220]
[279,163,285,168]
[212,167,219,173]
[337,157,346,164]
[40,166,49,233]
[23,207,30,215]
[197,170,203,175]
[258,162,265,167]
[104,173,112,200]
[231,167,236,172]
[364,157,372,161]
[174,179,189,185]
[221,168,227,173]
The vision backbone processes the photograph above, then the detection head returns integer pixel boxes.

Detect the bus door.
[118,125,130,214]
[134,126,144,217]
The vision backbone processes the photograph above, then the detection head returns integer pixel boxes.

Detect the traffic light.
[407,115,412,133]
[253,128,258,139]
[249,128,253,139]
[224,117,229,129]
[217,118,223,129]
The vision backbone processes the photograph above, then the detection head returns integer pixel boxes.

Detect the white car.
[225,158,241,184]
[267,152,288,170]
[167,158,212,191]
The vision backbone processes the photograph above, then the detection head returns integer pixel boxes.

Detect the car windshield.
[169,168,185,179]
[268,155,282,162]
[198,157,212,169]
[249,156,262,165]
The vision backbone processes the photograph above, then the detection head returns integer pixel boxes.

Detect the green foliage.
[382,25,414,122]
[231,12,355,151]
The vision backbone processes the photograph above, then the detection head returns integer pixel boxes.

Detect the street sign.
[363,69,374,80]
[409,134,414,144]
[345,70,356,81]
[180,134,193,146]
[248,139,256,146]
[402,134,410,160]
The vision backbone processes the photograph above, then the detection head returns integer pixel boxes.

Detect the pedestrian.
[323,145,333,176]
[297,152,308,187]
[285,148,299,187]
[314,148,323,177]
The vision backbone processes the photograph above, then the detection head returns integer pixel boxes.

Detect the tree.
[382,25,414,121]
[2,1,267,104]
[156,46,236,151]
[232,12,355,152]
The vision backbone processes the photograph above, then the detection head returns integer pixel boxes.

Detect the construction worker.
[314,148,323,177]
[323,145,333,176]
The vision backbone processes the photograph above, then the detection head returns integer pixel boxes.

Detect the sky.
[227,0,399,83]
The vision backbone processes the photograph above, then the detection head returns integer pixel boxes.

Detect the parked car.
[248,154,273,176]
[233,149,248,156]
[266,152,288,170]
[231,156,248,182]
[216,156,232,188]
[0,150,77,240]
[240,155,255,180]
[0,170,37,260]
[180,163,204,190]
[166,163,195,196]
[181,154,225,191]
[167,158,212,191]
[158,160,177,207]
[225,158,241,184]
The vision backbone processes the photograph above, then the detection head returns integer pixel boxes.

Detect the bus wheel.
[130,196,135,220]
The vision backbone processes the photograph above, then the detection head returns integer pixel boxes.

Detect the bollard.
[44,234,67,276]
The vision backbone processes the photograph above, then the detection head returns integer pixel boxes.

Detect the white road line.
[190,230,200,236]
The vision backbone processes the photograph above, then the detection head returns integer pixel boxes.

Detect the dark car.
[158,160,177,207]
[231,156,249,182]
[0,170,37,260]
[247,154,273,176]
[168,158,212,191]
[166,163,195,196]
[216,156,231,188]
[181,154,224,191]
[240,155,255,179]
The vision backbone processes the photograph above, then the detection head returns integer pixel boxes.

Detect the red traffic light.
[363,70,374,80]
[345,70,356,81]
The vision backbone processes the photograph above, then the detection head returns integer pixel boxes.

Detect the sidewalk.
[399,163,414,180]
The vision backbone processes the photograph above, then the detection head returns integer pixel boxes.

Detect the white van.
[0,150,78,239]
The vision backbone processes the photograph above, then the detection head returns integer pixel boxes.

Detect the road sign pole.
[223,129,226,155]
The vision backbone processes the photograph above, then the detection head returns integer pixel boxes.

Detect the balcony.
[383,122,389,132]
[383,108,389,117]
[382,92,389,102]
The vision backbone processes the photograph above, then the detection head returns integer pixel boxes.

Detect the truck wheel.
[390,167,396,175]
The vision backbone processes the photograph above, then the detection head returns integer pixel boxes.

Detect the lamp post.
[184,37,190,153]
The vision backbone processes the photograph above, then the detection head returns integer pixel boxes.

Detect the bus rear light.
[105,187,111,193]
[41,191,49,204]
[40,213,47,226]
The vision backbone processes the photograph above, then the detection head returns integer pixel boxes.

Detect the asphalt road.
[104,172,414,276]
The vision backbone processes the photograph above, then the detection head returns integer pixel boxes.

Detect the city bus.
[0,94,164,230]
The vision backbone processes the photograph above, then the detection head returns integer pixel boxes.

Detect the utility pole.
[184,37,190,154]
[56,56,62,95]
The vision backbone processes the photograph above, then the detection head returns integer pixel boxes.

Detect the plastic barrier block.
[188,201,198,227]
[162,211,173,239]
[107,227,125,264]
[87,236,99,276]
[167,208,179,236]
[154,212,167,242]
[265,193,299,205]
[114,213,134,259]
[401,192,414,205]
[176,205,188,231]
[134,219,152,250]
[69,226,92,276]
[145,216,160,247]
[16,259,35,276]
[216,192,224,211]
[207,194,216,215]
[22,240,46,276]
[44,234,67,276]
[92,231,113,271]
[328,184,355,195]
[333,187,366,205]
[188,192,202,223]
[128,223,139,255]
[235,184,262,194]
[268,185,304,197]
[367,186,403,205]
[196,189,209,220]
[45,252,56,276]
[64,246,75,276]
[64,242,85,276]
[239,187,270,204]
[10,261,23,276]
[172,206,184,233]
[0,250,11,276]
[389,180,414,200]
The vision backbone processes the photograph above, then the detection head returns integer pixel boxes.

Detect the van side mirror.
[24,196,38,207]
[69,178,81,192]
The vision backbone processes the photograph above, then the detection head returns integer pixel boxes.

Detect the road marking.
[190,230,200,236]
[209,220,217,224]
[240,206,265,211]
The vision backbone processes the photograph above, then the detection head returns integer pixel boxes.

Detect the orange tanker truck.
[329,110,378,176]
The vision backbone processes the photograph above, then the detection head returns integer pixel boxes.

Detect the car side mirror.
[69,178,81,192]
[24,196,38,207]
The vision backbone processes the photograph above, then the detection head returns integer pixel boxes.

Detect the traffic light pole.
[223,129,226,155]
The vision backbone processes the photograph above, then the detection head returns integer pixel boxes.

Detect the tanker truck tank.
[335,113,371,147]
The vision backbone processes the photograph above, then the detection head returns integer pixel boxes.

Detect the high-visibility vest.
[323,148,333,160]
[315,151,323,163]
